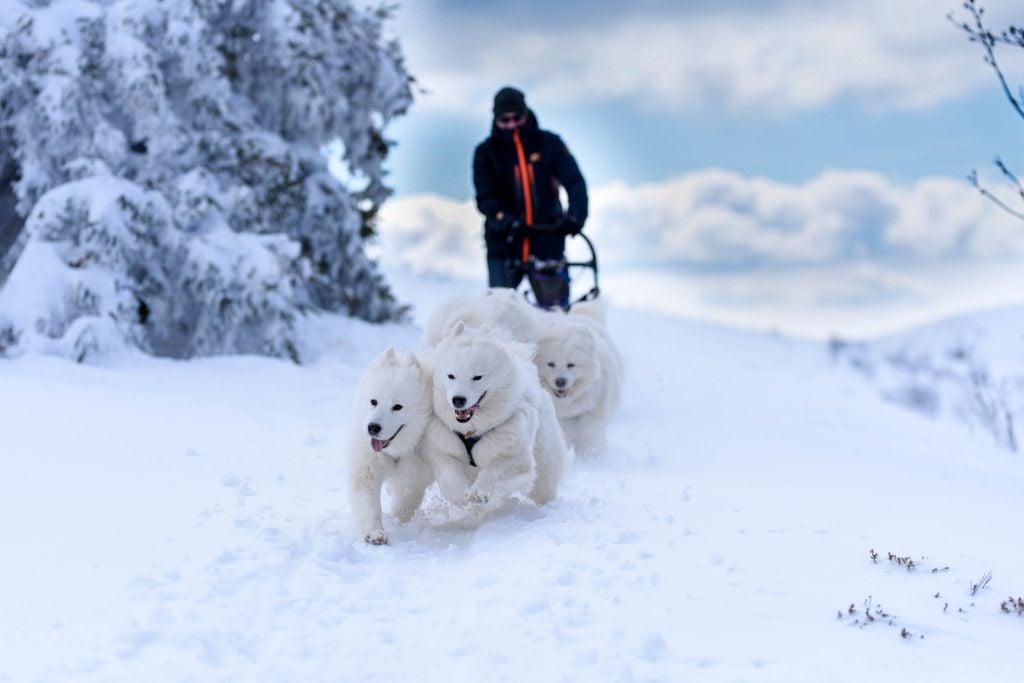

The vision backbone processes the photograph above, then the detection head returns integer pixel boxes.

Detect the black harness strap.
[457,432,480,467]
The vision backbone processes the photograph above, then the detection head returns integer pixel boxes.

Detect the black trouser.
[487,256,524,289]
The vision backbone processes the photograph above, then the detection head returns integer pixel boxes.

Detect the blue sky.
[387,89,1022,200]
[375,0,1024,338]
[385,0,1023,199]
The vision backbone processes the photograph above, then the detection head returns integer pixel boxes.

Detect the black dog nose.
[452,396,467,408]
[367,422,382,436]
[555,378,567,389]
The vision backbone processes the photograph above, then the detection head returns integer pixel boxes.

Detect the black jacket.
[472,110,588,261]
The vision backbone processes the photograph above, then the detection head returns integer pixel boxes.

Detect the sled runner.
[506,222,600,310]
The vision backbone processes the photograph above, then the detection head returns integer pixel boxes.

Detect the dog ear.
[383,346,398,365]
[479,323,493,336]
[451,320,466,337]
[411,346,435,374]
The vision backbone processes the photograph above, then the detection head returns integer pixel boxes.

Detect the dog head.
[433,321,531,432]
[355,347,432,457]
[535,321,598,408]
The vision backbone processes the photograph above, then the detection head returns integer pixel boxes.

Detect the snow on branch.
[0,0,413,361]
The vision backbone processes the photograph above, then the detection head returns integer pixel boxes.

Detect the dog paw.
[466,489,489,505]
[364,530,388,545]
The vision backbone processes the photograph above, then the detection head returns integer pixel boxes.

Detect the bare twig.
[994,158,1024,203]
[971,571,993,596]
[1000,596,1024,615]
[950,1,1024,122]
[968,169,1024,220]
[951,1,1024,220]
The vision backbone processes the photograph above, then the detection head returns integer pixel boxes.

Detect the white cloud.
[372,193,486,281]
[376,168,1024,339]
[378,168,1024,274]
[396,0,1024,117]
[593,260,1024,340]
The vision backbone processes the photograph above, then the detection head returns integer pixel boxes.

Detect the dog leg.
[424,421,476,503]
[466,408,538,504]
[428,451,475,503]
[571,413,605,457]
[388,456,434,523]
[349,462,388,544]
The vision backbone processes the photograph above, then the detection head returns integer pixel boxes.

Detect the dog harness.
[457,432,480,468]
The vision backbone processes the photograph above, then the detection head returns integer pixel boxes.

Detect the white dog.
[419,288,541,348]
[423,321,569,507]
[345,347,435,545]
[535,301,623,456]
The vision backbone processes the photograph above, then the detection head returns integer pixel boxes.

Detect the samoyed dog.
[535,301,623,456]
[345,347,435,545]
[419,288,541,348]
[423,321,569,506]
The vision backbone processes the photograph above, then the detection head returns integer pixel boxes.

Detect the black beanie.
[493,86,527,115]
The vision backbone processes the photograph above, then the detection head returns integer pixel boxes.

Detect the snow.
[2,270,1024,682]
[831,305,1024,452]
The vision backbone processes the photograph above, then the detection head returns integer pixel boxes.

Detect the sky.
[372,0,1024,339]
[384,0,1024,198]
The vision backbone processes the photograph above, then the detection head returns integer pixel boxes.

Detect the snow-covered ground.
[831,305,1024,453]
[3,270,1024,682]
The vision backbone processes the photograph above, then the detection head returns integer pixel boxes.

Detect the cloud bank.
[376,169,1024,339]
[378,169,1024,275]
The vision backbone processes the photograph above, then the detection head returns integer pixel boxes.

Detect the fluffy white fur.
[345,347,435,545]
[419,288,541,348]
[423,322,569,507]
[534,300,623,456]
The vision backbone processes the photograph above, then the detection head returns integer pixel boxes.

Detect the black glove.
[560,216,583,235]
[505,218,525,243]
[487,213,520,234]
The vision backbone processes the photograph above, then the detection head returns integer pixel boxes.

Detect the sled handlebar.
[505,221,581,242]
[506,227,601,308]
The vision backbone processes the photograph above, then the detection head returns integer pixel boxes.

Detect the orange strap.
[513,128,534,262]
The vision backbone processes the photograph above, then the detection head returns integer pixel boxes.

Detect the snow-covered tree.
[0,151,21,288]
[0,0,412,361]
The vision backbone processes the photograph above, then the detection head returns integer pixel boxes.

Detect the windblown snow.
[2,271,1023,682]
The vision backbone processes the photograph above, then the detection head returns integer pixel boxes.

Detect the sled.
[506,222,600,311]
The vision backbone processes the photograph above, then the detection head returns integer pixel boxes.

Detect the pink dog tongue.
[371,437,386,453]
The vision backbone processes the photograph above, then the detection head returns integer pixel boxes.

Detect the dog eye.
[392,404,403,411]
[370,399,378,406]
[547,362,555,368]
[567,363,576,369]
[472,375,482,381]
[447,374,455,380]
